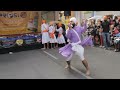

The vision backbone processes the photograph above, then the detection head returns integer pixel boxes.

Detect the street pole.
[94,11,96,16]
[92,11,94,17]
[92,11,96,17]
[54,11,55,21]
[80,11,82,25]
[75,11,80,26]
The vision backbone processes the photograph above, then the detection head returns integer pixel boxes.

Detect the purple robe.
[59,23,93,58]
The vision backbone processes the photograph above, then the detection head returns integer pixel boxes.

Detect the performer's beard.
[72,23,76,28]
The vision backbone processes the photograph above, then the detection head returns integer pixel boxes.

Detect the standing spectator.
[41,20,50,49]
[58,20,67,44]
[54,22,59,47]
[96,19,103,47]
[101,16,111,50]
[113,16,119,27]
[87,19,96,46]
[112,26,120,52]
[109,24,115,46]
[62,23,67,45]
[80,21,85,41]
[56,23,66,47]
[86,20,92,36]
[109,19,116,46]
[107,16,112,24]
[48,21,58,49]
[94,20,100,46]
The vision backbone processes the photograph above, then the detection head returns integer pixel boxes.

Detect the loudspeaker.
[64,11,71,16]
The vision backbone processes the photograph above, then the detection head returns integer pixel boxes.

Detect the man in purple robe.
[59,17,93,76]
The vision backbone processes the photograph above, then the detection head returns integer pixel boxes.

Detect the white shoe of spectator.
[102,46,105,48]
[104,48,107,50]
[114,49,118,52]
[99,45,102,48]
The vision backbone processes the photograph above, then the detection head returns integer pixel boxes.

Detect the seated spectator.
[112,26,120,52]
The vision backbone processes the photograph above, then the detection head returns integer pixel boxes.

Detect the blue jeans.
[102,32,110,48]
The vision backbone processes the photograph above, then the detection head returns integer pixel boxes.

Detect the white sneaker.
[114,49,117,52]
[114,49,119,52]
[102,46,105,48]
[104,48,108,50]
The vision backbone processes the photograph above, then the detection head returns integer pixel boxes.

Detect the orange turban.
[58,23,62,27]
[49,21,54,25]
[103,16,108,20]
[42,20,46,24]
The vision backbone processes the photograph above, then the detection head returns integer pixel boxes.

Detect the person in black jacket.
[101,16,111,50]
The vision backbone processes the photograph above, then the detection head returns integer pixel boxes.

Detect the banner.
[0,11,39,35]
[0,34,42,48]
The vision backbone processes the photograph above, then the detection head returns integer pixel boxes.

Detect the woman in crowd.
[48,21,58,49]
[112,25,120,52]
[56,23,66,47]
[96,19,103,47]
[87,19,97,46]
